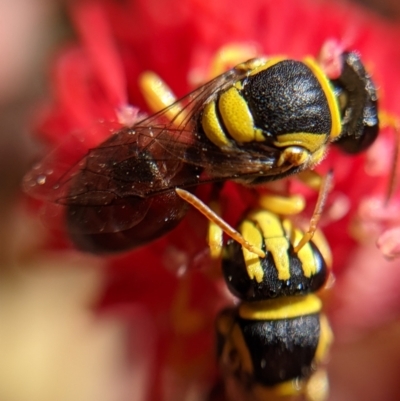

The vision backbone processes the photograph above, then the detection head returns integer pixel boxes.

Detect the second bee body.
[216,210,333,401]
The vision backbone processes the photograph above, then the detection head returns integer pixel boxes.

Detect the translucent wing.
[23,65,285,235]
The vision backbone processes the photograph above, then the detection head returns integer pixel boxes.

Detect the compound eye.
[334,124,379,154]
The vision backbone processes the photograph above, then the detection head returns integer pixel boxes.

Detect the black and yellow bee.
[215,208,333,401]
[23,49,378,254]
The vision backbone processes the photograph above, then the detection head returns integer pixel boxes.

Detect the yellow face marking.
[274,132,328,153]
[250,210,291,281]
[218,87,265,143]
[292,227,317,278]
[239,220,265,283]
[202,101,233,148]
[303,57,342,140]
[239,294,322,320]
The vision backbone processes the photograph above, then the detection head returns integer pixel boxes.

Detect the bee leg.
[293,171,333,253]
[138,71,187,126]
[304,369,330,401]
[206,184,227,259]
[139,71,177,112]
[258,193,306,216]
[207,199,224,259]
[175,188,265,258]
[296,170,324,191]
[193,43,261,86]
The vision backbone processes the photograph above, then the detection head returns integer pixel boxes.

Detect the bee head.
[330,51,379,154]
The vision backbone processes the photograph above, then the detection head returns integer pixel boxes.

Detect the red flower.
[24,0,400,400]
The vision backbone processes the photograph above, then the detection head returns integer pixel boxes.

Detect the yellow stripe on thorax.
[202,101,233,148]
[239,294,322,320]
[303,57,341,140]
[218,84,265,143]
[213,57,285,146]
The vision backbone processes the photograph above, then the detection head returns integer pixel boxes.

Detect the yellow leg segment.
[207,200,224,259]
[304,370,330,401]
[297,170,324,191]
[190,43,262,87]
[258,194,306,215]
[138,71,186,126]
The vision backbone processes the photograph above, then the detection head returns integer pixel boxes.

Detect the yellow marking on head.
[274,132,328,153]
[292,227,318,277]
[239,220,264,283]
[249,210,291,281]
[258,194,306,215]
[314,314,334,364]
[218,87,265,143]
[239,294,322,320]
[202,101,233,148]
[303,57,342,140]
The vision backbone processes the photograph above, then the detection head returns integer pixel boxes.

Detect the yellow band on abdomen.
[239,294,322,320]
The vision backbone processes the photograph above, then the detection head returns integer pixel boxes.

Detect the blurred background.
[0,2,138,401]
[0,1,400,401]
